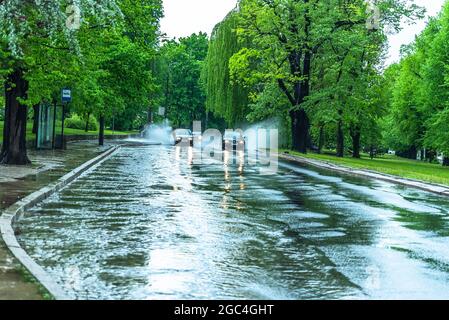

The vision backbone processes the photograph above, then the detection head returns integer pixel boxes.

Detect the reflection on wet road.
[17,145,449,299]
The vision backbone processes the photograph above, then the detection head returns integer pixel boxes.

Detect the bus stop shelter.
[35,103,66,150]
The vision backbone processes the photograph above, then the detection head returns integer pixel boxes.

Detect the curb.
[62,134,139,145]
[0,145,121,300]
[279,153,449,197]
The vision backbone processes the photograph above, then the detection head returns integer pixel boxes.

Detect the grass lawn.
[0,121,139,142]
[281,149,449,187]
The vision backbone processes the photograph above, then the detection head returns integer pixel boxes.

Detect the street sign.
[158,107,166,116]
[62,88,72,103]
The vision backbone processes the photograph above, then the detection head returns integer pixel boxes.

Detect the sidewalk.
[0,141,111,300]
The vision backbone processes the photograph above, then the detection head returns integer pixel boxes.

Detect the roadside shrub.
[65,114,98,131]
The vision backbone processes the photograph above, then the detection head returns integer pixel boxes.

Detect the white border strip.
[0,145,121,300]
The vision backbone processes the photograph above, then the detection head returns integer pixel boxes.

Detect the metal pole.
[35,104,40,149]
[52,102,57,149]
[61,103,66,149]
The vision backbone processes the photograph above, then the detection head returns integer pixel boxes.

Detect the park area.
[285,150,449,187]
[0,121,137,143]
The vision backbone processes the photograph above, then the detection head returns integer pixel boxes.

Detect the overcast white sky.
[387,0,445,65]
[160,0,238,39]
[160,0,446,65]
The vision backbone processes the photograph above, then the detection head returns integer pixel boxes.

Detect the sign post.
[62,88,72,104]
[60,88,72,149]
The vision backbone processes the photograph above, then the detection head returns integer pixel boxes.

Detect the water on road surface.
[17,145,449,300]
[0,141,109,300]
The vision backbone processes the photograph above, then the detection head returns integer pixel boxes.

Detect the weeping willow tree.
[204,9,249,127]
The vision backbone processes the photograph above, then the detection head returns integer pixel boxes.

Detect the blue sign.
[62,88,72,103]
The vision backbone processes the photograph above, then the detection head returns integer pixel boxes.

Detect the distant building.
[388,150,396,156]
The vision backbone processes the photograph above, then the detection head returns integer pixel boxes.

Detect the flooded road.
[17,145,449,300]
[0,141,109,300]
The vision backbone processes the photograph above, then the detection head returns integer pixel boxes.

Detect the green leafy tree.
[156,33,209,128]
[204,10,249,127]
[229,0,422,154]
[70,0,163,142]
[422,4,449,164]
[0,0,121,164]
[383,12,446,162]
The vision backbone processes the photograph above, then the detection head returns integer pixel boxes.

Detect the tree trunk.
[318,125,325,154]
[420,149,425,161]
[32,104,39,134]
[147,109,153,124]
[290,109,309,154]
[99,115,105,146]
[336,118,344,158]
[443,156,449,167]
[350,125,361,159]
[0,68,31,165]
[409,145,417,160]
[85,113,91,132]
[284,46,312,154]
[397,145,417,160]
[427,150,436,163]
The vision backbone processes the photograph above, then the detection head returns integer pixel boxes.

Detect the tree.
[100,0,163,136]
[204,10,249,127]
[304,29,386,158]
[230,0,423,154]
[156,33,209,128]
[382,11,445,162]
[422,4,449,165]
[0,0,121,164]
[389,54,426,158]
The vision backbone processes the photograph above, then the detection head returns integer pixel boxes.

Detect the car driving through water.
[222,130,246,151]
[173,129,193,146]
